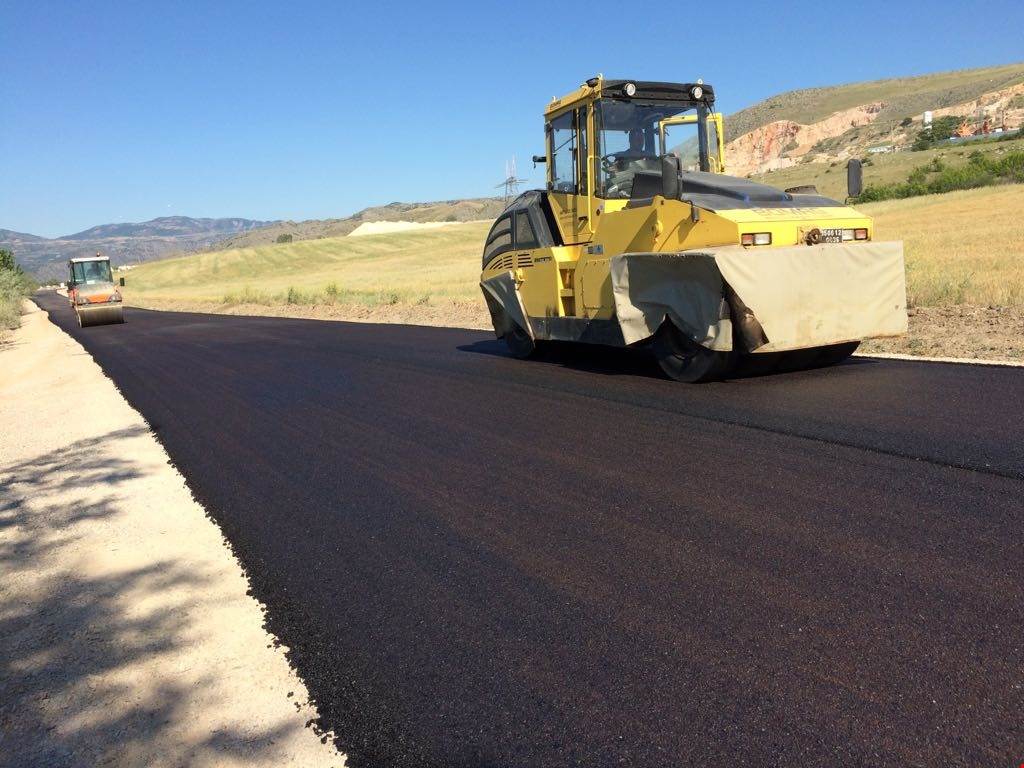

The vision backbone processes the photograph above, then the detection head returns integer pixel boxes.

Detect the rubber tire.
[504,325,537,359]
[652,323,733,383]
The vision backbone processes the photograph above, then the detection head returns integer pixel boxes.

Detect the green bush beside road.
[1,248,37,333]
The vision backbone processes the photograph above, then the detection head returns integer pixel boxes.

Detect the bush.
[275,233,293,243]
[0,249,35,332]
[857,151,1024,202]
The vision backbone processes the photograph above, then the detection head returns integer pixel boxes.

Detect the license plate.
[821,228,844,244]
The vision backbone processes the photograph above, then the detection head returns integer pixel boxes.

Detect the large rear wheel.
[652,323,733,383]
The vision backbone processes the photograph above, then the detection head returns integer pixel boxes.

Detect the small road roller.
[480,76,907,381]
[67,254,125,327]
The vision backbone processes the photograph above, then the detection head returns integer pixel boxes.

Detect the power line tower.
[495,157,527,202]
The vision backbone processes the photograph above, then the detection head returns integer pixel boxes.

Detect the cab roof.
[69,256,110,263]
[545,77,714,118]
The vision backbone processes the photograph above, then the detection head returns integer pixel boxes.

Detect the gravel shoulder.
[0,300,345,767]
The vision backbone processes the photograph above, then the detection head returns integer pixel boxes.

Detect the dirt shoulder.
[860,304,1024,360]
[130,298,1024,362]
[0,301,344,767]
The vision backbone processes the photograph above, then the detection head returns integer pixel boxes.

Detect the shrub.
[275,233,293,243]
[857,151,1024,202]
[0,249,34,333]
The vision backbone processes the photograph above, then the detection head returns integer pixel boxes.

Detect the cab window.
[596,99,703,198]
[483,215,513,263]
[71,260,113,284]
[548,111,577,193]
[514,212,538,249]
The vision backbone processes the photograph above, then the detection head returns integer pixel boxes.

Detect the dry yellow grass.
[862,184,1024,306]
[125,221,491,308]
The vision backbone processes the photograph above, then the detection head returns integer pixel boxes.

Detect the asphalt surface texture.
[35,293,1024,767]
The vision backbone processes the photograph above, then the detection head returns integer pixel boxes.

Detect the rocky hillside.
[2,217,274,281]
[726,63,1024,176]
[214,198,506,250]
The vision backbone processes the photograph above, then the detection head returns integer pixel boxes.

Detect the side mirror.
[119,277,125,287]
[532,154,546,164]
[661,154,681,200]
[847,159,863,199]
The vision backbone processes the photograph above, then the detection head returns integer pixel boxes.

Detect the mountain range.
[1,217,274,280]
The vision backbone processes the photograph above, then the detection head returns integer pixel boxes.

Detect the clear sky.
[2,0,1023,237]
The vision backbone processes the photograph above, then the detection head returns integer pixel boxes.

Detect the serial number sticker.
[821,228,844,243]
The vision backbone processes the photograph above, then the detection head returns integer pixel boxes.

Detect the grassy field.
[753,135,1024,200]
[125,184,1024,358]
[862,185,1024,307]
[126,221,490,308]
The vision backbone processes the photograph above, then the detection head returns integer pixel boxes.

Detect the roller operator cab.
[480,77,907,382]
[67,255,125,327]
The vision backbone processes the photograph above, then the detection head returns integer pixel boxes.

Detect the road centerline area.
[33,294,1024,767]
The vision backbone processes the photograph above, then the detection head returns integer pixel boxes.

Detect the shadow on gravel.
[0,428,311,768]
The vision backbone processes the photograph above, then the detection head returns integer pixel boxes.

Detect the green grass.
[752,135,1024,200]
[857,150,1024,201]
[126,221,491,307]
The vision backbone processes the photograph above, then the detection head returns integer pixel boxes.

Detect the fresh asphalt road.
[36,293,1024,767]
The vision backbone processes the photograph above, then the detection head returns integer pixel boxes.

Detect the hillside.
[1,216,274,281]
[726,62,1024,175]
[753,132,1024,200]
[214,198,506,250]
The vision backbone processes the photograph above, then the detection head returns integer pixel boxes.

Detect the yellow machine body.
[479,77,906,380]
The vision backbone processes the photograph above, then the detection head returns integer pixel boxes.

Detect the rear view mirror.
[119,277,125,287]
[661,154,681,200]
[847,159,863,199]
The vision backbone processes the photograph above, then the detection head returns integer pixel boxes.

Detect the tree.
[0,248,22,274]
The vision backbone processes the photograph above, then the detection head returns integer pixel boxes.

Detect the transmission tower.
[495,157,527,202]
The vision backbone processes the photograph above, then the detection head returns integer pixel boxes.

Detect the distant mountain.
[1,216,276,280]
[64,216,271,240]
[214,198,506,250]
[0,229,47,243]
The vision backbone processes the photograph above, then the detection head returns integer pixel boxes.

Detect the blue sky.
[2,0,1023,237]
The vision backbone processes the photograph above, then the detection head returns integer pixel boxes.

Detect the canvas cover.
[612,241,907,352]
[480,271,533,339]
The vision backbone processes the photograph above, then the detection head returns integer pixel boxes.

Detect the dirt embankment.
[861,304,1024,361]
[728,82,1024,176]
[727,102,884,176]
[0,301,345,767]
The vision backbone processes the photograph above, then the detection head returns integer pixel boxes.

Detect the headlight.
[623,82,636,97]
[691,85,704,100]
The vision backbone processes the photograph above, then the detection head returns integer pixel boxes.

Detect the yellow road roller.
[68,254,125,327]
[480,77,907,381]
